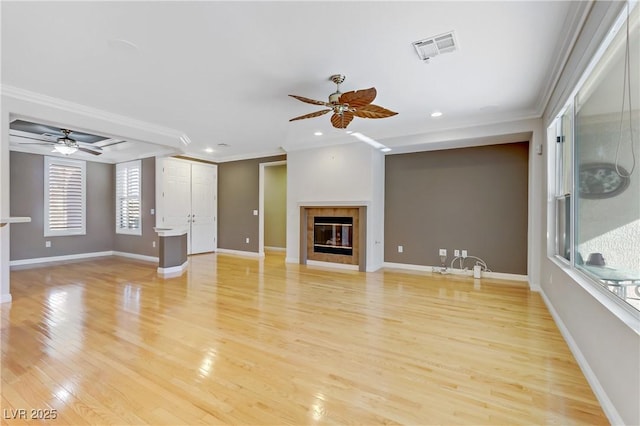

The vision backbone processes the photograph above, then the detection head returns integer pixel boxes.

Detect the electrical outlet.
[454,249,460,257]
[150,208,155,215]
[461,249,468,258]
[152,241,156,248]
[253,210,258,216]
[439,248,447,256]
[398,245,403,253]
[245,237,250,244]
[45,241,51,248]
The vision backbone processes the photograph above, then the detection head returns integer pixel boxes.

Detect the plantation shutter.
[44,156,86,236]
[115,160,142,235]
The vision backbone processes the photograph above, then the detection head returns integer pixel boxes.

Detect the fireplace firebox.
[313,216,353,256]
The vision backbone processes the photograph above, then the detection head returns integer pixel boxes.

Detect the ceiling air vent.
[412,31,457,62]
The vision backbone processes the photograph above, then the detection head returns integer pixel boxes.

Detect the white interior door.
[190,163,217,254]
[161,159,192,250]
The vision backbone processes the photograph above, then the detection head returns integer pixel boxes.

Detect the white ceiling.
[1,1,582,162]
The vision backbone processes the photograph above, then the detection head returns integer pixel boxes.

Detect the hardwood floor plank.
[1,253,608,425]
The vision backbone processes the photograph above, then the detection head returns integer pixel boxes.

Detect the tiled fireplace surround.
[299,206,367,272]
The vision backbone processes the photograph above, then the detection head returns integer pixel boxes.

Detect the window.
[44,156,86,236]
[115,160,142,235]
[555,107,573,261]
[550,3,639,311]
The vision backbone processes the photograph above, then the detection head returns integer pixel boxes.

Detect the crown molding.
[534,1,593,117]
[205,149,287,163]
[1,85,190,149]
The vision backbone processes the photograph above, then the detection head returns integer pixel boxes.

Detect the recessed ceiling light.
[381,148,392,152]
[431,111,443,118]
[205,148,214,153]
[314,131,323,136]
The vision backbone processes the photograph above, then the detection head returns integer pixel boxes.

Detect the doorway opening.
[259,160,287,256]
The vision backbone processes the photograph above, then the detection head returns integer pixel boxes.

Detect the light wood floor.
[2,252,607,425]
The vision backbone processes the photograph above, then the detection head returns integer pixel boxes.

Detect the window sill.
[549,255,640,335]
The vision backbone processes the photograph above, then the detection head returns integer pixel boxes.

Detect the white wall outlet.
[45,241,51,248]
[461,249,468,258]
[398,245,403,253]
[150,208,155,215]
[152,241,156,248]
[253,210,258,216]
[454,249,460,257]
[245,237,250,244]
[439,248,447,256]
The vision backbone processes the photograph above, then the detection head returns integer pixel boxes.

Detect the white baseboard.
[216,248,264,258]
[306,260,359,271]
[157,260,188,276]
[539,289,622,426]
[0,293,12,304]
[10,251,114,267]
[264,246,286,252]
[382,262,528,282]
[113,251,159,263]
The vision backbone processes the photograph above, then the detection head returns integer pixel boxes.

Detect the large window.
[551,3,639,311]
[44,156,86,237]
[115,160,142,235]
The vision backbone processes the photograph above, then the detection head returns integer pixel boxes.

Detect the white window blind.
[116,160,142,235]
[44,156,86,236]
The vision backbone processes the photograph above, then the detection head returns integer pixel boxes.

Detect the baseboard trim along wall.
[216,248,265,258]
[157,260,188,276]
[539,289,622,426]
[306,260,359,271]
[9,251,114,267]
[382,262,528,282]
[0,294,13,304]
[112,251,159,263]
[10,251,159,267]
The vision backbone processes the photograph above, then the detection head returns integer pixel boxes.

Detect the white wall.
[286,142,385,272]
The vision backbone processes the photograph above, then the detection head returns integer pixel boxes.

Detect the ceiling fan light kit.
[289,74,398,129]
[54,145,78,155]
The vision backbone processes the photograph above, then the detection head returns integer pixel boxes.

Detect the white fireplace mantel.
[297,201,370,208]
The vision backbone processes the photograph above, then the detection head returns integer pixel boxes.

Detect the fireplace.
[300,206,366,270]
[313,216,353,255]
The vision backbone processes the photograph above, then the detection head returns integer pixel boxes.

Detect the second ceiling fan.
[289,74,398,129]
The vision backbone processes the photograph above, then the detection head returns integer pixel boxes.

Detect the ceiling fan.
[15,129,104,156]
[289,74,398,129]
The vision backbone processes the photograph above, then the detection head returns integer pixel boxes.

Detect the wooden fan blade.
[78,147,102,155]
[289,94,330,107]
[330,112,354,129]
[353,104,398,119]
[289,109,331,122]
[339,87,377,108]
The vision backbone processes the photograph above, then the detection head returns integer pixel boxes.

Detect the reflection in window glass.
[574,4,639,310]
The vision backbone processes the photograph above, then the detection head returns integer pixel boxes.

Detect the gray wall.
[10,151,115,260]
[264,164,286,248]
[385,142,529,274]
[113,157,158,257]
[218,154,286,252]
